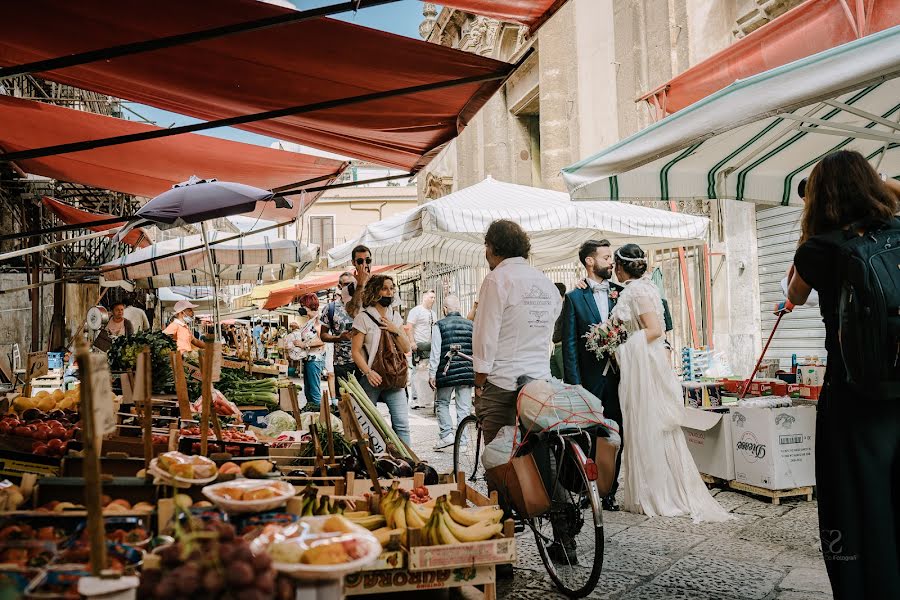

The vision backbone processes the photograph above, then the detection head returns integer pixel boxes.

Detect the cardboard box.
[797,366,826,387]
[407,537,515,571]
[730,406,816,490]
[799,384,822,400]
[681,407,734,480]
[344,564,495,596]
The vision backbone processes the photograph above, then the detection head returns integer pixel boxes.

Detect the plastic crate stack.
[681,347,713,381]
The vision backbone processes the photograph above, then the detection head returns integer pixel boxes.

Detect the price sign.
[26,352,48,380]
[88,354,117,440]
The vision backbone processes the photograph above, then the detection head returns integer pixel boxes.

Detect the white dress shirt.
[587,278,611,323]
[473,257,562,391]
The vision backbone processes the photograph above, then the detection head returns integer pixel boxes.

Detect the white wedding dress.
[611,276,731,522]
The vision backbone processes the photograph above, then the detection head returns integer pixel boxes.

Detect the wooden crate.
[344,563,497,597]
[728,480,813,505]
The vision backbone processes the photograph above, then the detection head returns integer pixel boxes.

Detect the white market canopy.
[562,25,900,206]
[100,230,319,289]
[328,177,709,269]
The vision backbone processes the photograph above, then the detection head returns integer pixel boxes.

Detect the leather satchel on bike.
[594,436,619,497]
[486,454,551,518]
[364,312,408,390]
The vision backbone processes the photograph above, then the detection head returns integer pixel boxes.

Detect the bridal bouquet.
[584,320,628,362]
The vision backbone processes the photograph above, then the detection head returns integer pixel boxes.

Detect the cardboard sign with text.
[347,398,387,455]
[26,352,48,380]
[88,354,117,441]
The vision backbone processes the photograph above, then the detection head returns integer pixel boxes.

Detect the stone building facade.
[416,0,806,375]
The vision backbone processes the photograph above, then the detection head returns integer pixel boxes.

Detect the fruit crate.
[177,435,268,458]
[353,470,515,573]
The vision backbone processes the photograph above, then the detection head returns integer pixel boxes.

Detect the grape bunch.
[138,521,276,600]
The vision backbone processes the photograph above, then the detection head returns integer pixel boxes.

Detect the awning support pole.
[200,222,222,342]
[0,69,514,163]
[703,243,713,349]
[276,172,413,197]
[669,200,701,348]
[0,215,131,243]
[0,0,404,79]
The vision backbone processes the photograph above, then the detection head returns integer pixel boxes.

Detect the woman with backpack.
[351,274,412,445]
[782,150,900,599]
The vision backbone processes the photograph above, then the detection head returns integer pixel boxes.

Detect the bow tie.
[594,281,610,292]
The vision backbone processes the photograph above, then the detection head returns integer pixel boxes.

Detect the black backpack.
[832,218,900,391]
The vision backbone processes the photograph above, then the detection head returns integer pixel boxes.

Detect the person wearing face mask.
[561,239,624,512]
[351,274,412,445]
[320,272,359,384]
[292,293,326,406]
[163,300,206,353]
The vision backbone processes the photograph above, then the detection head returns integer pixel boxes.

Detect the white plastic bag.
[482,425,521,471]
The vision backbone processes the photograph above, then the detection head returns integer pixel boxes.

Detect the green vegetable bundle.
[107,331,177,394]
[217,370,278,410]
[339,373,414,461]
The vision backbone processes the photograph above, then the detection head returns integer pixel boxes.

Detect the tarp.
[0,95,346,199]
[327,177,709,269]
[639,0,900,116]
[100,230,319,289]
[0,0,514,172]
[262,265,400,311]
[563,26,900,205]
[41,196,150,248]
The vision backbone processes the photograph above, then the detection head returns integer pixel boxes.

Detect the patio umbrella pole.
[200,221,221,341]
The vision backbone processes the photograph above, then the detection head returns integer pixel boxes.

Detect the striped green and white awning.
[563,25,900,206]
[100,230,318,289]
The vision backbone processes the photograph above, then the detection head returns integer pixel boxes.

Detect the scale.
[86,306,111,351]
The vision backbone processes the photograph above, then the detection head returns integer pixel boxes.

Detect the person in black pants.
[783,150,900,600]
[562,239,624,512]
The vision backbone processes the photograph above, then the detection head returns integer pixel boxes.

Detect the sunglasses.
[355,257,373,265]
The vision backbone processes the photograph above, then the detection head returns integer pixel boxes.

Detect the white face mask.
[183,315,193,324]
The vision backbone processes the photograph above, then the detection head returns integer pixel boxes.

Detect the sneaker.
[432,435,455,451]
[547,541,579,565]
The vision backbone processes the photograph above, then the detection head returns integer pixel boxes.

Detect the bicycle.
[446,346,607,598]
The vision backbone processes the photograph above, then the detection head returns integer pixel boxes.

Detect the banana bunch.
[379,482,505,545]
[422,496,504,545]
[297,487,348,517]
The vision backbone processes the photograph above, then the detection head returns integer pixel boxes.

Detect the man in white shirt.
[123,299,149,333]
[406,290,437,409]
[472,220,561,444]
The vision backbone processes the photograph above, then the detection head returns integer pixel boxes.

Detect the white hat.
[173,299,199,314]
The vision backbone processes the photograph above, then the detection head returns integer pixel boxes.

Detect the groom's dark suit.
[561,279,624,500]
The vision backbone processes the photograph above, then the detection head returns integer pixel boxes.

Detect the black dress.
[794,234,900,600]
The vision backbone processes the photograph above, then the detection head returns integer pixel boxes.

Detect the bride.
[610,244,731,522]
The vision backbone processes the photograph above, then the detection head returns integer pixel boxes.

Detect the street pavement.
[395,404,833,600]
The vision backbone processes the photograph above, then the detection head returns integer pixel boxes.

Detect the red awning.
[42,196,150,248]
[0,0,514,172]
[263,265,401,311]
[442,0,567,30]
[639,0,900,117]
[0,95,347,200]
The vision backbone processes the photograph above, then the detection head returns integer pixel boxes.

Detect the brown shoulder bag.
[364,312,408,390]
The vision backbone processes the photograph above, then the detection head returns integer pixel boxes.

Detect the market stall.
[328,177,710,269]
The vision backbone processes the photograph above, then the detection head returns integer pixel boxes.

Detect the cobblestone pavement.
[395,405,833,600]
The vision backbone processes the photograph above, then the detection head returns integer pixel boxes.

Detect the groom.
[561,239,624,511]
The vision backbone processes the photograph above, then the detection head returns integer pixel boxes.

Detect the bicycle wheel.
[529,436,604,597]
[453,414,488,498]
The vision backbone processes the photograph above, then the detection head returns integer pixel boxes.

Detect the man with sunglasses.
[345,245,373,318]
[320,271,359,384]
